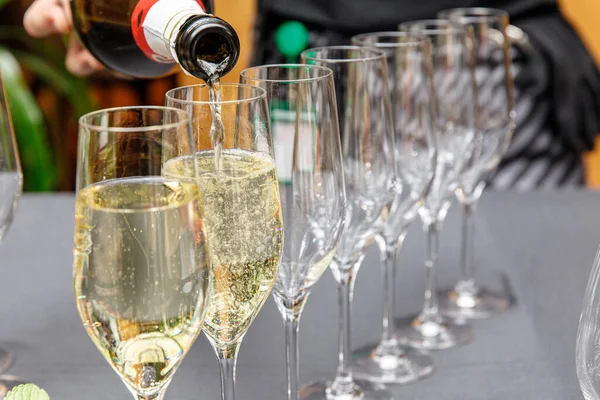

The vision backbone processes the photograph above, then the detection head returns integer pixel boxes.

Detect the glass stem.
[285,316,300,400]
[423,221,440,316]
[329,260,361,397]
[379,232,406,349]
[213,342,241,400]
[277,293,308,400]
[455,179,485,296]
[457,201,477,295]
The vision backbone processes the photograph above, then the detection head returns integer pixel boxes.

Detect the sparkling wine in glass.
[73,106,211,400]
[436,7,516,320]
[240,64,346,400]
[165,84,283,400]
[397,19,477,350]
[299,46,396,400]
[350,32,437,384]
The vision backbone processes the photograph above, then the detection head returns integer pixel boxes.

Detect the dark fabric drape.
[516,11,600,153]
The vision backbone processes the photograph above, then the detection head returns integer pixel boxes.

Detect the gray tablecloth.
[2,191,597,399]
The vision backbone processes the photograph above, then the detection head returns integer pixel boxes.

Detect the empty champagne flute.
[164,84,284,400]
[0,69,24,392]
[349,32,436,384]
[240,64,346,400]
[436,7,516,319]
[577,244,600,400]
[73,106,211,400]
[300,46,396,400]
[397,20,477,350]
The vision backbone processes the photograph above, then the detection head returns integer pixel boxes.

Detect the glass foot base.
[396,314,474,350]
[438,287,511,320]
[0,349,14,375]
[0,375,26,398]
[352,344,434,384]
[299,379,392,400]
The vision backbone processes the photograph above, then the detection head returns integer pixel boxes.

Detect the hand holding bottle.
[23,0,240,80]
[23,0,104,76]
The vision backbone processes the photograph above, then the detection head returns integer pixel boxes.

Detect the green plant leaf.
[0,27,96,115]
[5,383,50,400]
[0,46,58,191]
[13,50,95,116]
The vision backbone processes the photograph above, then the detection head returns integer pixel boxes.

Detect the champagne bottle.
[70,0,240,80]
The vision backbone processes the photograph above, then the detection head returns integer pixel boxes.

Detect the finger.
[66,36,104,76]
[60,0,74,30]
[23,0,72,38]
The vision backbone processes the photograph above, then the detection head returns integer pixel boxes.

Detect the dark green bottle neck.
[175,15,240,82]
[203,0,214,14]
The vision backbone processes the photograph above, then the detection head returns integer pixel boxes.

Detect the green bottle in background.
[275,21,310,64]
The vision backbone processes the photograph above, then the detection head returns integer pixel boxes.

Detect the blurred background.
[0,0,598,192]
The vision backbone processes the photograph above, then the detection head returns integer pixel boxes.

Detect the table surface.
[2,191,597,399]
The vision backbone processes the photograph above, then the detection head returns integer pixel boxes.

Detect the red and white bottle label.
[131,0,207,63]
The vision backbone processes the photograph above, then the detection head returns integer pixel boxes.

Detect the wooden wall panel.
[559,0,600,66]
[584,138,600,189]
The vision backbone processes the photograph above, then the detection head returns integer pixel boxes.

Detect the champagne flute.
[73,106,211,400]
[300,46,396,400]
[0,69,24,392]
[164,84,284,400]
[397,20,477,350]
[577,244,600,400]
[436,7,516,319]
[240,64,346,400]
[349,32,436,384]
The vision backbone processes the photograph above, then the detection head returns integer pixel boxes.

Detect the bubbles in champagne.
[73,177,210,396]
[163,149,283,350]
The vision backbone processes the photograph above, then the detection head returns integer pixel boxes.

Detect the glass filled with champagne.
[165,84,283,400]
[73,106,211,400]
